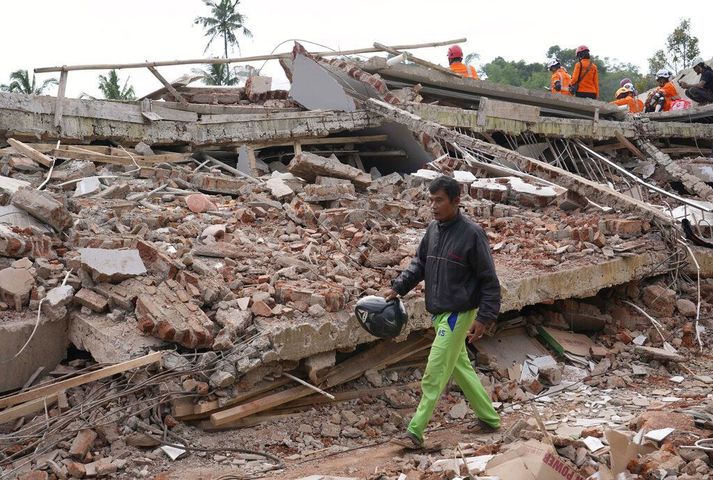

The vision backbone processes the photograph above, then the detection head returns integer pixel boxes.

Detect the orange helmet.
[447,45,464,60]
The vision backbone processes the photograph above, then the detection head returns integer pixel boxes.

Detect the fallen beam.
[34,38,467,73]
[0,351,162,409]
[7,138,53,167]
[366,99,671,223]
[210,336,429,426]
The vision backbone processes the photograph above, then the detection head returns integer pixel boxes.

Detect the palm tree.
[192,63,256,86]
[194,0,252,58]
[0,69,57,94]
[95,70,136,101]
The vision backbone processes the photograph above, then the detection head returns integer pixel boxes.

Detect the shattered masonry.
[1,43,713,479]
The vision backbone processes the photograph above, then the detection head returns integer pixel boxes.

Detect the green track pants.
[407,309,500,441]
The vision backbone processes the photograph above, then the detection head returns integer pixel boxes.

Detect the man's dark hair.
[428,176,460,201]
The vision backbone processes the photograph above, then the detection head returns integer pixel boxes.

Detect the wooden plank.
[277,380,421,411]
[193,377,290,415]
[374,42,460,78]
[54,69,68,127]
[0,395,57,425]
[614,131,646,161]
[57,390,69,412]
[7,138,53,167]
[35,38,468,73]
[50,147,189,166]
[147,66,188,105]
[198,412,295,432]
[210,336,429,426]
[0,351,163,409]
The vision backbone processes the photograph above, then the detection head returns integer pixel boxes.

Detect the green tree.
[97,70,136,101]
[0,69,57,94]
[194,0,252,58]
[192,63,256,86]
[648,18,700,73]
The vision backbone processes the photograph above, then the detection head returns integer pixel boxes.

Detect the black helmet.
[354,296,408,338]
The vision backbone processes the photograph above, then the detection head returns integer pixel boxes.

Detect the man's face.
[694,65,703,74]
[430,189,459,222]
[656,78,666,87]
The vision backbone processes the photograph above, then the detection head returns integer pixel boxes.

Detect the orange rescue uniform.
[449,62,479,79]
[571,59,599,98]
[612,96,644,113]
[659,82,679,111]
[550,67,571,95]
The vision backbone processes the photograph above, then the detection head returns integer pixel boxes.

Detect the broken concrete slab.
[11,187,73,231]
[77,248,147,283]
[135,280,214,349]
[288,152,371,188]
[68,311,163,363]
[73,176,102,197]
[265,177,294,199]
[0,311,68,392]
[303,182,355,202]
[0,264,35,310]
[41,284,74,321]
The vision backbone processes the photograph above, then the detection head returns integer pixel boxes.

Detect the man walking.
[385,176,501,449]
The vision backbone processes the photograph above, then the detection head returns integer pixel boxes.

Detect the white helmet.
[547,58,560,69]
[623,82,635,91]
[656,69,671,79]
[691,57,705,67]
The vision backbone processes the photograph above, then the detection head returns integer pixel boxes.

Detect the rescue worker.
[570,45,599,99]
[548,58,571,95]
[680,57,713,105]
[645,69,680,112]
[619,77,638,96]
[447,45,479,79]
[385,176,501,449]
[611,86,644,113]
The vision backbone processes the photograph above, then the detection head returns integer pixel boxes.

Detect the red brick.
[74,288,108,313]
[251,300,273,317]
[69,429,97,459]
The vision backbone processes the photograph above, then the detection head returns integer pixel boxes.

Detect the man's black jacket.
[391,211,501,325]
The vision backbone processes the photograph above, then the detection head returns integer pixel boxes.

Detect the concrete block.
[11,187,73,231]
[77,248,147,283]
[245,75,272,97]
[0,265,34,310]
[68,312,162,364]
[0,310,68,393]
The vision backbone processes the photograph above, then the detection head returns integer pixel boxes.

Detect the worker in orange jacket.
[547,58,571,95]
[611,86,644,113]
[447,45,479,79]
[569,45,599,99]
[645,69,680,112]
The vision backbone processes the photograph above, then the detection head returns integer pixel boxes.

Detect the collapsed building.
[1,40,713,479]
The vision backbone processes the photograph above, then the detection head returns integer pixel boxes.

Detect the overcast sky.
[1,0,711,98]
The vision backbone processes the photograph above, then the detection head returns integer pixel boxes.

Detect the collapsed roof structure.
[1,39,713,479]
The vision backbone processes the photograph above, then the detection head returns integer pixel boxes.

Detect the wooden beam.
[374,42,460,78]
[7,138,53,167]
[0,395,57,425]
[0,351,162,409]
[35,38,467,73]
[147,66,188,105]
[614,131,646,161]
[210,336,429,426]
[54,69,68,127]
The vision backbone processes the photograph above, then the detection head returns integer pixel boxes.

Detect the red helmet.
[447,45,464,60]
[575,45,589,55]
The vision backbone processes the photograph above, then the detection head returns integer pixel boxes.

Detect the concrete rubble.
[1,41,713,479]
